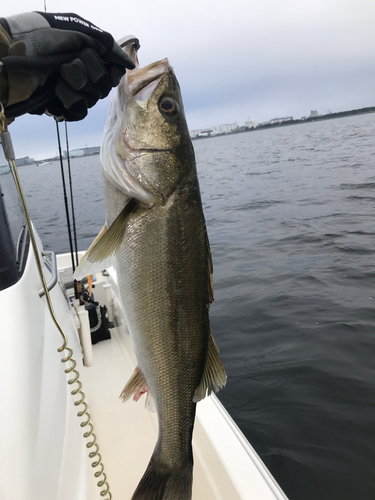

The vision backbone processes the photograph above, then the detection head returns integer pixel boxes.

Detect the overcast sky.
[2,0,375,158]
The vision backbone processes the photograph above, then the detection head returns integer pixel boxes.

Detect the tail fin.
[131,457,192,500]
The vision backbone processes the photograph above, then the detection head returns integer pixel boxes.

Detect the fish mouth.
[117,35,140,66]
[125,58,172,100]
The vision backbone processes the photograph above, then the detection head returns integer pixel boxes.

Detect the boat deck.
[58,254,288,499]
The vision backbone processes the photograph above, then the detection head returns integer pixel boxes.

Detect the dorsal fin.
[193,331,227,402]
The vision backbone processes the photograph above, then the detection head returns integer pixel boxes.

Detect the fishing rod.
[55,120,76,272]
[64,121,79,268]
[44,2,78,272]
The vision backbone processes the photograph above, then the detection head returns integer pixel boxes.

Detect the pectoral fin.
[88,198,137,262]
[193,331,227,402]
[74,224,112,280]
[74,199,137,280]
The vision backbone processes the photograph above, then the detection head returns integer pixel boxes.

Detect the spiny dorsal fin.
[193,331,227,402]
[88,198,137,262]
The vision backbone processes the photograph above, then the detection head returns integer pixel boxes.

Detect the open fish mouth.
[126,58,172,100]
[117,35,140,66]
[118,36,171,100]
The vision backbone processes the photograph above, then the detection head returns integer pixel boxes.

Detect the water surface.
[17,113,375,500]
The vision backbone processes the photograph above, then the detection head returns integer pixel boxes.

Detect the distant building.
[83,146,100,156]
[15,156,34,166]
[69,146,100,157]
[245,120,258,129]
[190,129,213,138]
[70,149,84,157]
[258,116,293,127]
[269,117,293,125]
[190,124,239,138]
[212,123,238,135]
[310,110,319,117]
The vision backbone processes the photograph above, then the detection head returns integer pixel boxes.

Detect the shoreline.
[191,106,375,141]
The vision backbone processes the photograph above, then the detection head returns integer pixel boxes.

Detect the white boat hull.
[0,239,288,499]
[0,234,99,500]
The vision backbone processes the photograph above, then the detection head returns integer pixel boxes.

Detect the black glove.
[0,12,135,121]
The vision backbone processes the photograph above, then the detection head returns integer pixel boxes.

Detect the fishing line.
[55,120,76,272]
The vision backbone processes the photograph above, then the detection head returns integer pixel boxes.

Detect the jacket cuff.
[0,25,33,108]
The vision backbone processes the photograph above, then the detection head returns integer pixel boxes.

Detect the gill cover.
[75,58,192,280]
[111,61,193,203]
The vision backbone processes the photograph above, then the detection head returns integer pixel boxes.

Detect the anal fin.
[193,331,227,402]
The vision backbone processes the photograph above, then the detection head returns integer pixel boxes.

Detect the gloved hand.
[0,12,135,121]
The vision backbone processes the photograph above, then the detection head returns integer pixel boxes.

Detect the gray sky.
[2,0,375,158]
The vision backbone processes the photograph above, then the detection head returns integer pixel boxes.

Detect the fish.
[75,52,227,500]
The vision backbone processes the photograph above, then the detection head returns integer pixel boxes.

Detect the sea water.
[17,113,375,500]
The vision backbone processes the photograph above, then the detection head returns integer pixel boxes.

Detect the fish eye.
[159,98,176,115]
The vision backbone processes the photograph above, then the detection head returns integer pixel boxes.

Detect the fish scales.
[76,56,226,500]
[106,172,209,466]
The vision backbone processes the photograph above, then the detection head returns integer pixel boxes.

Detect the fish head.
[101,58,195,205]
